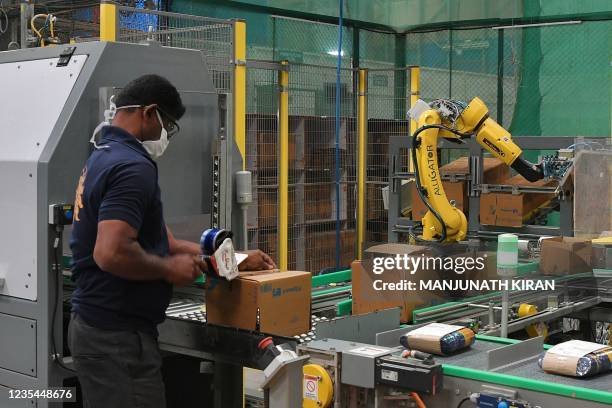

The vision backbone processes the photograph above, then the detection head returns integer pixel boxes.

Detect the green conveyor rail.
[313,285,351,297]
[475,334,552,350]
[442,364,612,404]
[311,269,351,287]
[336,299,352,316]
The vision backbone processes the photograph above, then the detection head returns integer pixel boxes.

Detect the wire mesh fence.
[245,62,358,272]
[245,67,280,265]
[286,63,357,273]
[117,6,234,93]
[365,67,410,246]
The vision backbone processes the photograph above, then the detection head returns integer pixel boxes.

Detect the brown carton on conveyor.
[206,271,312,337]
[539,236,592,276]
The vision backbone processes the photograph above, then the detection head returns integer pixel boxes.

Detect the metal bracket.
[56,46,76,67]
[233,59,247,66]
[480,385,518,400]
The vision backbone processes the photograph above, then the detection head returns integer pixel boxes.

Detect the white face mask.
[141,110,169,160]
[90,95,141,150]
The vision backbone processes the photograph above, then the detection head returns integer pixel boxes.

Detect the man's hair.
[115,74,186,120]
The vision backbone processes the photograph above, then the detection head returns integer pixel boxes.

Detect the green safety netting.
[172,0,611,136]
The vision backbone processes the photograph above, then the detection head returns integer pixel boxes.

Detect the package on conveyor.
[538,340,612,377]
[400,323,476,356]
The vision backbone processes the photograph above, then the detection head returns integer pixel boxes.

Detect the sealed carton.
[352,244,439,323]
[480,175,556,227]
[206,271,312,336]
[539,237,592,275]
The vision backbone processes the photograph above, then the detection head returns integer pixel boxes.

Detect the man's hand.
[163,254,206,286]
[238,250,276,271]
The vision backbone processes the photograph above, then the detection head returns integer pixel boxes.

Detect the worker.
[68,74,275,408]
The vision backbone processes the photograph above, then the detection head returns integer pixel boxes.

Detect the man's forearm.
[170,239,201,256]
[95,238,170,281]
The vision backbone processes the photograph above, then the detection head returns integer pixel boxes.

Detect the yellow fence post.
[409,66,420,173]
[357,69,368,260]
[233,19,247,169]
[99,1,117,41]
[278,61,289,271]
[409,66,420,136]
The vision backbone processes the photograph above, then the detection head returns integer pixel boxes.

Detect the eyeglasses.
[156,107,180,139]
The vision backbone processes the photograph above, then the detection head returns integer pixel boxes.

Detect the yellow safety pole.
[99,1,117,41]
[278,61,289,271]
[233,20,247,170]
[357,69,368,260]
[409,66,420,172]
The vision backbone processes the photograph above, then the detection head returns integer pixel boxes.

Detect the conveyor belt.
[436,339,612,393]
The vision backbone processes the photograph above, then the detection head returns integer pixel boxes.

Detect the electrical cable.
[410,123,473,242]
[51,227,76,374]
[0,6,8,34]
[409,392,427,408]
[456,397,471,408]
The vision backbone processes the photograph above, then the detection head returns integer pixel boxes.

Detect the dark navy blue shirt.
[70,126,171,334]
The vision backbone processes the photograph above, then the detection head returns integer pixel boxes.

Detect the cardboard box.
[480,175,557,227]
[305,184,333,221]
[352,244,439,323]
[410,157,510,221]
[205,271,312,336]
[591,243,612,269]
[539,237,592,276]
[305,230,355,272]
[353,243,499,323]
[257,189,297,227]
[257,132,296,169]
[442,157,510,184]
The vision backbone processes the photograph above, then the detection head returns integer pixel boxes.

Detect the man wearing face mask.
[68,74,275,408]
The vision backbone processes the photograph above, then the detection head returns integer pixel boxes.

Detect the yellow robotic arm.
[412,97,545,242]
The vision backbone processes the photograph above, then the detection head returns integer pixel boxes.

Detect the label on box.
[303,374,319,400]
[546,340,607,358]
[408,323,463,338]
[349,346,389,356]
[381,369,398,382]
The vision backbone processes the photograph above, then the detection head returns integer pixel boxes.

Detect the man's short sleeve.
[98,161,156,230]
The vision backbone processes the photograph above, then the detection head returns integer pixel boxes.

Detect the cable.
[51,226,76,374]
[411,123,473,242]
[456,397,471,408]
[0,6,8,35]
[410,392,427,408]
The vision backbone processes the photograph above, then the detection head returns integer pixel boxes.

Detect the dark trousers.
[67,313,166,408]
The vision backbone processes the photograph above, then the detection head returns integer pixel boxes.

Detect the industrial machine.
[408,98,572,243]
[0,40,254,407]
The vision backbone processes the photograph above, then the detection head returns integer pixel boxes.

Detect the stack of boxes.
[410,156,558,228]
[249,113,357,273]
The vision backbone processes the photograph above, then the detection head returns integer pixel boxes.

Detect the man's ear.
[142,104,158,120]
